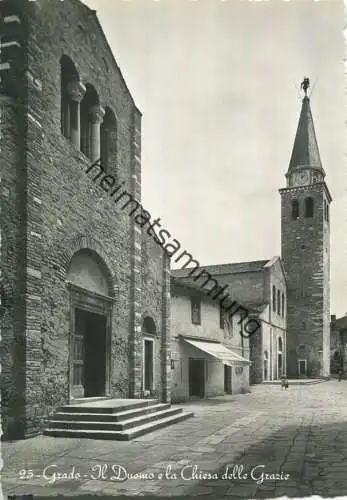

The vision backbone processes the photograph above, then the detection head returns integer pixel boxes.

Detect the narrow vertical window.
[272,285,276,313]
[277,289,280,315]
[219,303,224,329]
[101,107,117,173]
[326,203,329,223]
[324,200,327,221]
[80,84,99,160]
[282,293,285,317]
[304,197,314,218]
[191,297,201,325]
[292,200,299,219]
[60,55,79,140]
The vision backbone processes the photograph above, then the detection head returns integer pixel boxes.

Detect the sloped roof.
[171,277,261,315]
[288,96,323,173]
[333,315,347,331]
[171,259,270,279]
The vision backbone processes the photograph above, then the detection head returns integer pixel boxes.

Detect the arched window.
[277,289,280,315]
[272,285,276,312]
[142,316,157,337]
[80,84,99,159]
[60,55,79,139]
[281,293,285,317]
[326,203,329,222]
[304,197,314,218]
[101,107,117,173]
[292,200,299,220]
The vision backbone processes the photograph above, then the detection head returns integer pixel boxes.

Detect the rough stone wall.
[141,232,170,402]
[0,0,167,438]
[0,0,30,439]
[280,183,331,378]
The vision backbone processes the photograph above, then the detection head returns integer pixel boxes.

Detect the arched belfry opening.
[66,250,114,399]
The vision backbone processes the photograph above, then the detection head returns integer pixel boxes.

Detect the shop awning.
[182,338,251,366]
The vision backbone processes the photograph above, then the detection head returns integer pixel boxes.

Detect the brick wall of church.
[281,183,331,378]
[0,0,168,438]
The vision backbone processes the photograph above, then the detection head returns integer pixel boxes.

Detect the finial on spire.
[300,77,310,96]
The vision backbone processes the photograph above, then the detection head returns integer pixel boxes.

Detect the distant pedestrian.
[338,369,343,382]
[281,376,288,390]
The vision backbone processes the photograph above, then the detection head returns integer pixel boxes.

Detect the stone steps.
[51,403,171,422]
[44,399,194,440]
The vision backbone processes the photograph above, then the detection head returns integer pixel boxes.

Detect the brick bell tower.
[280,79,332,378]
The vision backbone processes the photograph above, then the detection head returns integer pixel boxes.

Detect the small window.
[304,197,314,218]
[191,297,201,325]
[277,289,280,315]
[60,55,79,140]
[272,285,276,313]
[219,303,224,329]
[292,200,299,219]
[282,293,285,317]
[324,200,327,221]
[102,57,109,73]
[278,337,283,352]
[80,83,99,159]
[101,107,117,173]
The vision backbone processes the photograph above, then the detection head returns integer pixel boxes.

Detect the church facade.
[280,93,332,378]
[0,0,170,440]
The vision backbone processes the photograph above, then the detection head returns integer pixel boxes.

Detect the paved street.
[2,380,347,498]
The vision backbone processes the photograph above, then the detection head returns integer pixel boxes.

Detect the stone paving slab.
[3,381,347,498]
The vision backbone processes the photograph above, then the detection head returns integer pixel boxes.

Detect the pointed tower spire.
[288,95,323,172]
[286,78,325,187]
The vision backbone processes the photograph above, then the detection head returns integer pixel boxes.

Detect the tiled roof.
[171,259,270,279]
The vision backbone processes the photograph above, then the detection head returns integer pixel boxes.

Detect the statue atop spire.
[300,77,310,96]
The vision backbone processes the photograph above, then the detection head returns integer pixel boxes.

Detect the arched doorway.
[66,250,114,399]
[142,316,157,395]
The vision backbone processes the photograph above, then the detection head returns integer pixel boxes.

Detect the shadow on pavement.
[194,420,347,498]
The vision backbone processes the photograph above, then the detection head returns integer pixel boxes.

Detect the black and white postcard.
[0,0,346,499]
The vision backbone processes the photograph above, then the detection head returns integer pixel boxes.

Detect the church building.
[0,0,172,440]
[280,85,332,378]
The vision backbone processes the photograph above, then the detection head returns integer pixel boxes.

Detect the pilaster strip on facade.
[129,107,143,398]
[161,253,171,402]
[22,50,45,434]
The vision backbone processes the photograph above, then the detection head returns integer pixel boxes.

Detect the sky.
[83,0,346,316]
